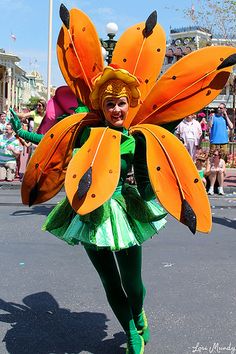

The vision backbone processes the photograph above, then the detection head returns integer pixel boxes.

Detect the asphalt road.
[0,189,236,354]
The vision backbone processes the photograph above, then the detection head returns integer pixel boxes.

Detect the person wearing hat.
[195,152,208,187]
[43,65,167,353]
[15,4,236,353]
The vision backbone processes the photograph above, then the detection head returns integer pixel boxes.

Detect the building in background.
[0,48,48,113]
[163,26,236,133]
[163,26,236,108]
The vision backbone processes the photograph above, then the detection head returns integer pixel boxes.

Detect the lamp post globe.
[105,22,118,37]
[102,22,118,64]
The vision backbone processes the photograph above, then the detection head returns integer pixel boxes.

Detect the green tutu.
[42,184,167,251]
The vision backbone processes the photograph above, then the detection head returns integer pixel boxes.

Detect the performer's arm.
[10,108,43,144]
[133,134,155,201]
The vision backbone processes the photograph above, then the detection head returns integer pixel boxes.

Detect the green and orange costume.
[12,4,236,353]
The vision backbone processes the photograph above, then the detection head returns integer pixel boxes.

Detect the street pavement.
[0,187,236,354]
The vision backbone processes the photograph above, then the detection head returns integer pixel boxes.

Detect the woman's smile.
[103,97,129,127]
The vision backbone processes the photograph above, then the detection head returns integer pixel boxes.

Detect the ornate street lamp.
[101,22,118,64]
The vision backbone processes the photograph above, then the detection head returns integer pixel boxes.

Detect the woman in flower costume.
[13,4,236,353]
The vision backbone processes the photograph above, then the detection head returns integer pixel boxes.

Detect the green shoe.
[126,333,144,354]
[136,309,150,344]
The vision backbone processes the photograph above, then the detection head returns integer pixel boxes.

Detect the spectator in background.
[195,152,208,188]
[208,103,233,159]
[17,123,32,181]
[0,123,22,181]
[0,112,7,134]
[198,112,208,139]
[207,149,226,195]
[17,99,47,132]
[175,114,202,161]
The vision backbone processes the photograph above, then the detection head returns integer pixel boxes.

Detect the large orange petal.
[21,113,100,206]
[57,7,104,108]
[130,124,212,233]
[131,46,236,126]
[112,14,166,128]
[65,127,121,215]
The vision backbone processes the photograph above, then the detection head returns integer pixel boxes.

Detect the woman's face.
[36,102,45,114]
[186,114,195,121]
[213,151,220,159]
[103,96,129,128]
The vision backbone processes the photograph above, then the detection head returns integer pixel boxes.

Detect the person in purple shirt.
[208,103,233,159]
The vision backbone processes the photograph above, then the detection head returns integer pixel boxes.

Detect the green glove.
[9,107,22,132]
[9,107,43,145]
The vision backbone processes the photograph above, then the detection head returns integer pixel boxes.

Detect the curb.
[1,182,235,194]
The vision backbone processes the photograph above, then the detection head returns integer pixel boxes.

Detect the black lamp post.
[101,22,118,64]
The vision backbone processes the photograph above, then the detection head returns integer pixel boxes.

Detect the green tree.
[185,0,236,42]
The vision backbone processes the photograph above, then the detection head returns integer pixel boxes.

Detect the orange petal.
[21,113,100,206]
[132,46,236,126]
[65,127,121,215]
[57,7,104,108]
[130,124,212,233]
[112,17,166,128]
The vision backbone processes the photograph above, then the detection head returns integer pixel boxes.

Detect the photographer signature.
[192,342,236,354]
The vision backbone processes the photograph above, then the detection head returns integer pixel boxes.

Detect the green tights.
[85,245,146,335]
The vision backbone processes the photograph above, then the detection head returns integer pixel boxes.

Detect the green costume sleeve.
[9,108,43,144]
[133,134,155,201]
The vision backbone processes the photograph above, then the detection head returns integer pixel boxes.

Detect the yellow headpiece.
[90,65,141,110]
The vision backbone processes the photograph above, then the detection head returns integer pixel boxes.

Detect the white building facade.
[0,49,47,113]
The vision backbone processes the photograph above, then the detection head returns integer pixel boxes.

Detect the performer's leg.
[116,246,150,343]
[116,246,144,317]
[85,247,144,352]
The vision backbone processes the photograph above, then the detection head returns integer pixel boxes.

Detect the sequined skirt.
[42,184,167,251]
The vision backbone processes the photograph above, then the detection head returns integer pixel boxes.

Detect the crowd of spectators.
[0,99,46,182]
[175,103,234,195]
[0,113,22,182]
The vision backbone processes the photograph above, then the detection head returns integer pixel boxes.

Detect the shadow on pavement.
[11,205,55,217]
[0,292,126,354]
[213,216,236,230]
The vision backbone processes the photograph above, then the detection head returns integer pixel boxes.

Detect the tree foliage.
[184,0,236,41]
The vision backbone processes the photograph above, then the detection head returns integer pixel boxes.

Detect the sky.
[0,0,193,88]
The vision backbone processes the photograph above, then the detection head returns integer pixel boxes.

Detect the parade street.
[0,189,236,354]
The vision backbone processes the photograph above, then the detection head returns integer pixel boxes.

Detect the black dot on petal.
[153,104,157,110]
[157,48,161,52]
[156,166,161,171]
[194,178,199,183]
[172,76,176,80]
